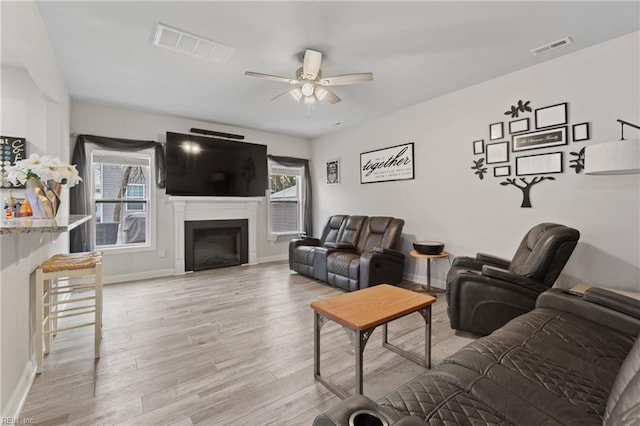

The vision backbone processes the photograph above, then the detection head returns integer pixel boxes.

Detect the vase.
[24,179,62,219]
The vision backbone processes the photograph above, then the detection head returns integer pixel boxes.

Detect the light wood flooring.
[21,261,477,425]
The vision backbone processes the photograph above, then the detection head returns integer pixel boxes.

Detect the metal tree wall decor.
[500,176,555,208]
[569,147,585,173]
[504,100,532,118]
[470,98,593,208]
[471,158,487,180]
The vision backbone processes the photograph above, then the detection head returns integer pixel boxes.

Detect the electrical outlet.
[158,250,166,258]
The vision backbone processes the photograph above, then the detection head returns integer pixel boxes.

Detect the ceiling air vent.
[152,23,235,64]
[530,37,572,56]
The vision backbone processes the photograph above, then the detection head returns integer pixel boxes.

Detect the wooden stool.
[35,251,103,373]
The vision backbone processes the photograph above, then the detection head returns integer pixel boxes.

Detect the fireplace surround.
[170,196,262,274]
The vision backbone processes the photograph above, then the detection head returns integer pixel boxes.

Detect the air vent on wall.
[152,23,235,64]
[530,37,572,56]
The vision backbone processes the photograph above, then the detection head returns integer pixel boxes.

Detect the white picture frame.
[516,152,563,175]
[486,141,509,164]
[360,143,414,184]
[535,103,568,129]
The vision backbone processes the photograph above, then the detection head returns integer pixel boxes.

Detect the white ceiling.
[29,1,640,139]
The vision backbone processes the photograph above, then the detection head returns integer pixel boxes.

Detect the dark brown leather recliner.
[290,215,406,291]
[289,215,347,277]
[446,222,580,335]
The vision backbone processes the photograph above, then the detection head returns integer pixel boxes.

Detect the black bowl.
[413,241,445,255]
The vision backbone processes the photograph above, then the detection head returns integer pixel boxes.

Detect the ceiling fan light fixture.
[315,86,328,101]
[301,82,315,97]
[290,88,303,102]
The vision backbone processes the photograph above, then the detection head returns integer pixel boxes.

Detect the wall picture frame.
[326,159,340,185]
[489,122,503,140]
[360,142,414,184]
[516,152,564,176]
[493,165,511,177]
[473,139,485,155]
[0,135,27,188]
[572,122,590,142]
[535,102,568,129]
[512,126,567,152]
[509,118,530,134]
[485,141,509,164]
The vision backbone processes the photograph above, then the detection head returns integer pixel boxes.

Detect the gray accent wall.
[310,32,640,292]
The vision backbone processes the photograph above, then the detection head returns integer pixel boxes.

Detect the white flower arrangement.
[6,153,82,188]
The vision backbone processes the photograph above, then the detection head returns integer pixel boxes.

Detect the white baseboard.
[2,358,36,419]
[102,268,175,284]
[403,272,446,290]
[257,254,288,264]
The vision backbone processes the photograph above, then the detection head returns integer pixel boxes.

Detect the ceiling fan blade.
[244,71,298,85]
[319,73,373,86]
[315,86,341,104]
[302,49,322,80]
[271,88,303,102]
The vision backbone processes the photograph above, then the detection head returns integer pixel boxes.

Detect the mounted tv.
[165,131,268,197]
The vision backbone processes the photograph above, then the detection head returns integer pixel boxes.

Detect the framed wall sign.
[485,141,509,164]
[489,122,504,140]
[326,159,340,184]
[473,139,485,155]
[512,126,567,152]
[1,135,27,188]
[516,152,563,176]
[572,122,590,142]
[360,142,414,184]
[535,103,568,129]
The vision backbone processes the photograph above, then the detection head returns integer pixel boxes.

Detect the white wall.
[311,32,640,293]
[0,2,71,417]
[70,101,311,282]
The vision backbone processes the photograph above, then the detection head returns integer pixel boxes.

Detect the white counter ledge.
[0,214,91,234]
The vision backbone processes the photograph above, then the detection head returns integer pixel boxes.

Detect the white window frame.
[89,147,156,254]
[267,161,305,240]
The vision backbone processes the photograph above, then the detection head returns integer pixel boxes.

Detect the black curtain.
[70,134,165,252]
[267,155,313,236]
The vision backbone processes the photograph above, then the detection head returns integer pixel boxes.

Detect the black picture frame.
[489,122,503,140]
[515,152,564,176]
[326,159,340,184]
[572,122,590,142]
[494,165,511,177]
[360,142,415,184]
[512,126,567,152]
[534,102,568,129]
[1,135,27,189]
[485,141,509,164]
[509,118,530,134]
[473,139,484,155]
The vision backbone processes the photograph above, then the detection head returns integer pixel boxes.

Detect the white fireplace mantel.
[169,196,263,274]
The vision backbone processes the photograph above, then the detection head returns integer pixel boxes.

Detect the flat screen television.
[165,131,268,197]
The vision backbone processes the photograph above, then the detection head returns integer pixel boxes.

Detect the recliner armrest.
[584,288,640,320]
[476,252,511,269]
[324,242,356,250]
[481,265,548,293]
[291,237,320,247]
[372,247,405,260]
[537,288,640,336]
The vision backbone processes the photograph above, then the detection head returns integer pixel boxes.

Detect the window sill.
[268,232,300,242]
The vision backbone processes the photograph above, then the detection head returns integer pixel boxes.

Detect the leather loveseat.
[289,215,405,291]
[314,287,640,425]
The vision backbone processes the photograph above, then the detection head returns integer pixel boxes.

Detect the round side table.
[410,250,450,297]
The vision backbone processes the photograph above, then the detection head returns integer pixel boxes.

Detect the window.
[91,150,154,250]
[268,162,304,236]
[125,184,145,211]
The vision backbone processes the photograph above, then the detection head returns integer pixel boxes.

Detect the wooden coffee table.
[311,284,436,399]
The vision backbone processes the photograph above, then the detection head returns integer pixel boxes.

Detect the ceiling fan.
[245,49,373,113]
